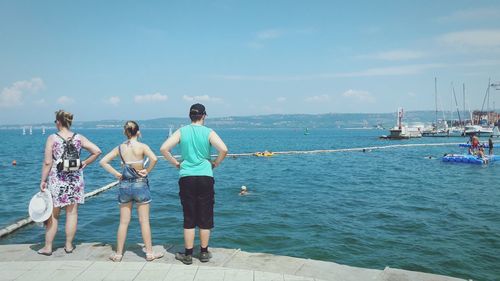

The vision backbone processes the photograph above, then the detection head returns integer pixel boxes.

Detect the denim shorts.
[118,178,151,204]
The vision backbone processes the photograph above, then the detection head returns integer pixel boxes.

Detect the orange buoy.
[12,160,17,166]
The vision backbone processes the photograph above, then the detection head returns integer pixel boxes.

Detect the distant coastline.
[0,110,491,130]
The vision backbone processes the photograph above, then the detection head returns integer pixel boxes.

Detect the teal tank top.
[179,124,213,178]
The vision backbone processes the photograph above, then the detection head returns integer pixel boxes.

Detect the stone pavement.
[0,243,466,281]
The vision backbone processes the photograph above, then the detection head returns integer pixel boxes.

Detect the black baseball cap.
[189,103,207,116]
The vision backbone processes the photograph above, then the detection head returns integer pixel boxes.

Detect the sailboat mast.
[480,78,491,124]
[452,84,462,124]
[487,77,491,113]
[435,77,438,128]
[463,83,466,124]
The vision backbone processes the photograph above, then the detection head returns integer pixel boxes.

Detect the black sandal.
[64,245,75,254]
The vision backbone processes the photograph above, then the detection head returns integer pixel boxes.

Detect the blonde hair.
[124,121,139,139]
[55,109,73,128]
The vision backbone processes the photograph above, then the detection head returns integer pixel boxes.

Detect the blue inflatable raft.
[458,143,497,148]
[442,154,500,164]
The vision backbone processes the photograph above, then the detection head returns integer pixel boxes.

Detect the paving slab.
[378,267,465,281]
[47,269,83,281]
[0,270,25,281]
[74,270,110,281]
[224,251,307,275]
[164,264,198,281]
[295,258,381,281]
[283,274,315,281]
[255,271,285,281]
[222,269,254,281]
[134,269,170,281]
[103,270,142,281]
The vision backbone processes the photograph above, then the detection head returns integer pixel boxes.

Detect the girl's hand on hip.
[138,169,148,177]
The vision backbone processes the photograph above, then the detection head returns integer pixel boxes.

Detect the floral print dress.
[48,133,85,207]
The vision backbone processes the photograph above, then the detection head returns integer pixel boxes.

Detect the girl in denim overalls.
[100,121,163,262]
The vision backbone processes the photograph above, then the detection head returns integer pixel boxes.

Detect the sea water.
[0,128,498,280]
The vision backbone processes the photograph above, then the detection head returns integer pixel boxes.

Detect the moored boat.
[380,107,422,139]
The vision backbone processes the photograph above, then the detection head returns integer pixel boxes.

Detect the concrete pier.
[0,243,465,281]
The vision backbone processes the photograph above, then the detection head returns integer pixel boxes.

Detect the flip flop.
[64,245,75,254]
[109,253,123,262]
[146,252,164,262]
[37,249,52,256]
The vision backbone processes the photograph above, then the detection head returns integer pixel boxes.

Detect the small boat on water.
[42,127,46,135]
[380,108,422,139]
[29,126,32,135]
[304,128,310,135]
[22,127,26,135]
[463,125,494,137]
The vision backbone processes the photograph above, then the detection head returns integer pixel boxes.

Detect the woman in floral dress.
[37,110,101,255]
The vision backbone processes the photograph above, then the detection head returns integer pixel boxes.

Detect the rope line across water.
[160,141,464,158]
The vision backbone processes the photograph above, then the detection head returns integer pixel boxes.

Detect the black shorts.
[179,176,215,229]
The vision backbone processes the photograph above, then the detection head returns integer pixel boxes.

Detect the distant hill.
[1,110,468,129]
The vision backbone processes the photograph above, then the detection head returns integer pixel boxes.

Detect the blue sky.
[1,0,500,124]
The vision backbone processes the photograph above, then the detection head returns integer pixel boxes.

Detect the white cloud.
[182,95,222,103]
[57,96,75,105]
[305,95,330,102]
[214,63,444,81]
[276,97,287,103]
[35,99,47,105]
[437,8,500,22]
[0,77,45,107]
[256,29,283,40]
[105,96,120,106]
[249,28,314,49]
[335,64,445,77]
[134,92,168,103]
[358,50,427,61]
[437,29,500,49]
[247,42,264,49]
[342,89,375,103]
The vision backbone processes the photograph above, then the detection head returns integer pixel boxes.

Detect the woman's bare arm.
[99,147,122,179]
[79,135,102,168]
[138,144,158,176]
[209,131,228,169]
[160,130,181,168]
[40,136,54,191]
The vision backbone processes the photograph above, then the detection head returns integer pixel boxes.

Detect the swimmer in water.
[239,186,248,196]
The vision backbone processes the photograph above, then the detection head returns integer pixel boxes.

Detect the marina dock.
[0,243,465,281]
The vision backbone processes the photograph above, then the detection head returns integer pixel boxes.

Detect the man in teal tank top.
[160,103,228,264]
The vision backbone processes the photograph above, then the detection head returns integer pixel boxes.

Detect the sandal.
[37,249,52,256]
[146,252,164,262]
[64,245,75,254]
[109,253,123,262]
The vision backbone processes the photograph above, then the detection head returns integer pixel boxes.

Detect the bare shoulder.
[140,142,151,150]
[209,130,221,138]
[46,134,56,143]
[76,133,89,142]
